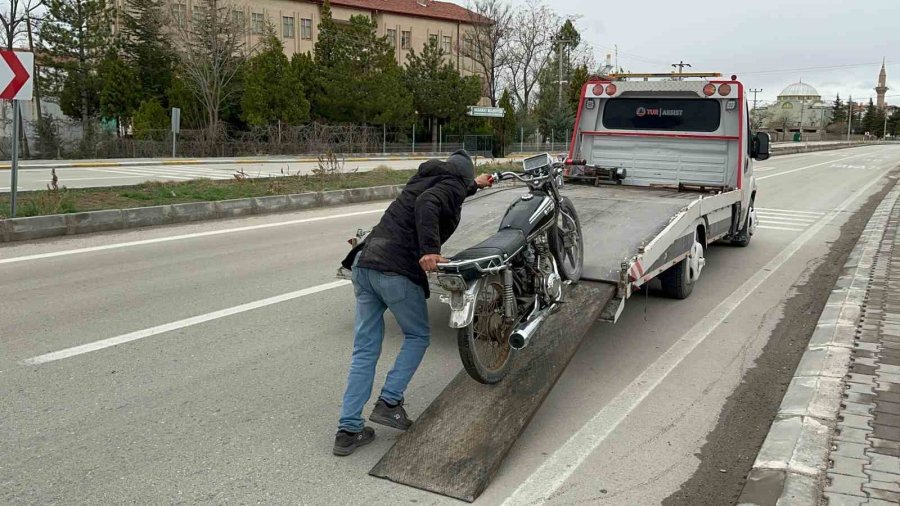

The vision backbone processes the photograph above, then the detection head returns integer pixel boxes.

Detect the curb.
[737,182,900,505]
[0,184,403,243]
[0,153,456,170]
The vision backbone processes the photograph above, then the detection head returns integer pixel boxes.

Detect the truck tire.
[660,229,704,299]
[732,202,756,247]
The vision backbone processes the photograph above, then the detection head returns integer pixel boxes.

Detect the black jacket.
[341,159,476,297]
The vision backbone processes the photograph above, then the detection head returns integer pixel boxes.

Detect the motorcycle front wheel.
[457,277,519,384]
[550,196,584,281]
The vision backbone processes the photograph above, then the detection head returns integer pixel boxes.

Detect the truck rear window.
[602,98,721,132]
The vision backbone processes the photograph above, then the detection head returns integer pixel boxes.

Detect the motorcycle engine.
[532,235,563,303]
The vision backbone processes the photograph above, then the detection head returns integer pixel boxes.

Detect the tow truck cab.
[567,74,770,230]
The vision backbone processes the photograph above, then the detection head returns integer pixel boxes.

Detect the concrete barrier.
[0,185,405,243]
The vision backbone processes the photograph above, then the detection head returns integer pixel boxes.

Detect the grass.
[0,162,518,219]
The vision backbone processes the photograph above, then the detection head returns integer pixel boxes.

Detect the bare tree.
[0,0,43,49]
[465,0,511,107]
[171,0,246,144]
[505,0,558,113]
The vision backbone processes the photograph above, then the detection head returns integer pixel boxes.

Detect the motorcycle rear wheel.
[458,279,518,384]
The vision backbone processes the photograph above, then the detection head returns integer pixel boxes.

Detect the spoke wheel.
[550,196,584,281]
[458,278,519,384]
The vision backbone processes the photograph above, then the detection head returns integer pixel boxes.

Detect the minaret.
[876,58,888,110]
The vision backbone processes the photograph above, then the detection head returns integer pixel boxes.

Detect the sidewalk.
[739,181,900,505]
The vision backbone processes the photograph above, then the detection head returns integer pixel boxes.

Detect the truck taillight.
[605,83,617,95]
[592,83,604,95]
[718,84,732,96]
[703,84,716,96]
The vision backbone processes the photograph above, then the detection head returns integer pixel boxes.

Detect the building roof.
[325,0,489,24]
[779,82,820,98]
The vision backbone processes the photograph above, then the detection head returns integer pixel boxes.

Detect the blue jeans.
[338,265,430,432]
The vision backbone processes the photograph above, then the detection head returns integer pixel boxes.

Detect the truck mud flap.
[369,281,616,502]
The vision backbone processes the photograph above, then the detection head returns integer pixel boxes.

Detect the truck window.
[602,98,721,132]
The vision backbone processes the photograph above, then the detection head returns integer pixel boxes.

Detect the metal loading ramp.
[369,281,615,502]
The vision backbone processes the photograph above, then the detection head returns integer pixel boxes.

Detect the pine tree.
[862,98,878,135]
[242,34,310,128]
[120,0,175,104]
[496,89,516,155]
[831,94,846,124]
[404,38,481,148]
[132,97,169,139]
[308,2,413,125]
[41,0,111,123]
[98,49,140,136]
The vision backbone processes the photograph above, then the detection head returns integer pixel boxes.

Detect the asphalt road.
[0,157,505,192]
[2,145,899,504]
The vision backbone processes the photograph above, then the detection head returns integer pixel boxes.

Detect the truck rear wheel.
[660,229,704,299]
[732,202,756,247]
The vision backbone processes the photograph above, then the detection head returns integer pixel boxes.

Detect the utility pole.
[554,35,574,108]
[671,61,691,80]
[748,88,763,111]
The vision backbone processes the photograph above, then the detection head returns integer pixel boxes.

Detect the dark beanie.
[445,149,475,186]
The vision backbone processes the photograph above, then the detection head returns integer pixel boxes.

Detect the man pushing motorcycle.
[334,150,493,456]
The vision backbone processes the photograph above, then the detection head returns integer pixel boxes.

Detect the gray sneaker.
[333,427,375,456]
[369,399,413,430]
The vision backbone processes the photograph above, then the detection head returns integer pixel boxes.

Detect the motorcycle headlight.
[438,274,467,292]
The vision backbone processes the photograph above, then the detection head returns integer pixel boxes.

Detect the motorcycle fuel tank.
[499,191,555,237]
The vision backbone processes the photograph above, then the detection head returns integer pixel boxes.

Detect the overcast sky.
[452,0,899,108]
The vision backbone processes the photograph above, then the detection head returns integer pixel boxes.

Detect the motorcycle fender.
[445,278,484,329]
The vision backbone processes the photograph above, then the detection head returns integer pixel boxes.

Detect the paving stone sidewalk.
[739,182,900,505]
[825,188,900,504]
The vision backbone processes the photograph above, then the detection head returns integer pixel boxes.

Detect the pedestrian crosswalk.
[88,165,284,181]
[756,207,825,232]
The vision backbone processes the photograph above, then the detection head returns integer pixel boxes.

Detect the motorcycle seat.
[453,228,527,261]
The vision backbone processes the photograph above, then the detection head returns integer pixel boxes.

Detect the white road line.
[756,208,825,216]
[88,167,193,180]
[21,280,350,365]
[757,225,804,231]
[756,217,816,225]
[755,214,817,222]
[756,152,874,181]
[0,208,384,265]
[502,166,890,506]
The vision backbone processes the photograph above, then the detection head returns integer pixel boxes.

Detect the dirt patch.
[662,168,900,506]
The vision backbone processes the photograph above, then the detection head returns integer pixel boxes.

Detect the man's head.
[445,149,475,187]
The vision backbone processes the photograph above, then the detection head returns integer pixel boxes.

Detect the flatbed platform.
[445,184,700,283]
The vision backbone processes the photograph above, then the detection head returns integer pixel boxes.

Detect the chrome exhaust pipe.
[509,311,549,350]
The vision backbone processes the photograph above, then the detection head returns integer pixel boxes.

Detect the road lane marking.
[755,214,817,222]
[0,209,384,265]
[21,280,351,365]
[756,152,875,181]
[757,225,804,231]
[503,166,891,505]
[756,208,825,216]
[756,217,817,224]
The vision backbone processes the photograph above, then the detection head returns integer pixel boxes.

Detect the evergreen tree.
[120,0,176,104]
[496,89,516,155]
[308,2,413,125]
[862,98,879,135]
[41,0,111,123]
[242,34,310,128]
[532,20,582,140]
[831,93,846,124]
[98,49,140,136]
[404,38,481,147]
[132,97,169,139]
[568,64,589,111]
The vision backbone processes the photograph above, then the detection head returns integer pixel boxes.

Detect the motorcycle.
[436,153,584,384]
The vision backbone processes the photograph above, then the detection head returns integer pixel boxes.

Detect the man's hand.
[475,173,494,189]
[419,254,448,272]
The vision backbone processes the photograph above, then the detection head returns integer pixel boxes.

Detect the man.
[334,150,492,456]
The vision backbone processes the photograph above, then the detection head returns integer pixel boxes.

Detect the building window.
[282,16,294,38]
[386,28,397,47]
[782,102,793,110]
[251,12,265,35]
[232,10,245,30]
[401,30,411,49]
[428,34,438,47]
[442,35,451,54]
[300,18,312,40]
[192,5,206,25]
[172,3,186,27]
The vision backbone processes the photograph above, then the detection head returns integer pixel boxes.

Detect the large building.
[761,81,831,137]
[114,0,488,80]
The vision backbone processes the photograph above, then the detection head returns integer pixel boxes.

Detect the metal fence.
[0,119,498,160]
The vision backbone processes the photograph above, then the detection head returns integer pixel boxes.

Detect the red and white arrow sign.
[0,50,33,101]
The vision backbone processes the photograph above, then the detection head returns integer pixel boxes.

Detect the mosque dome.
[779,82,820,99]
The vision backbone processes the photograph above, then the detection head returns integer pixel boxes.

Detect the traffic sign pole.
[10,100,19,217]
